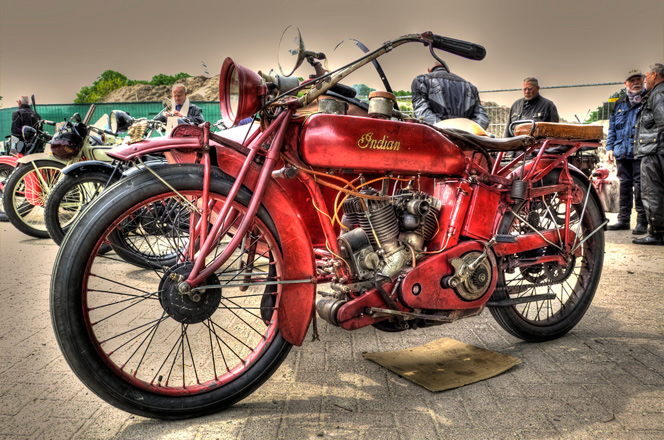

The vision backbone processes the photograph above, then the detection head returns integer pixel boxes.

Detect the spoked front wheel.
[44,171,116,245]
[0,162,15,222]
[2,160,65,237]
[489,170,605,342]
[50,164,292,419]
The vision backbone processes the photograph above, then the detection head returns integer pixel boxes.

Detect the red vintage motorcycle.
[50,29,606,419]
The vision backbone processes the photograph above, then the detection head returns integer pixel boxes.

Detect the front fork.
[177,108,295,296]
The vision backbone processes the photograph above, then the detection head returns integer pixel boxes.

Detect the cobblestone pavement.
[0,212,662,440]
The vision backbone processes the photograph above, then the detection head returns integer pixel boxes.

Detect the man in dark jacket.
[11,96,41,139]
[411,62,489,129]
[504,77,559,137]
[606,70,648,234]
[154,84,205,126]
[633,63,664,245]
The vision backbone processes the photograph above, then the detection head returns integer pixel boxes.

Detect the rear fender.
[0,156,18,168]
[514,159,607,227]
[106,137,201,161]
[61,160,116,178]
[217,146,316,346]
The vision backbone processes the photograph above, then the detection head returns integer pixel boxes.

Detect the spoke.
[184,328,200,385]
[98,317,165,345]
[87,290,160,309]
[90,273,155,296]
[91,293,158,325]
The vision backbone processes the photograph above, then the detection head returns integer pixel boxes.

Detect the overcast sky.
[1,0,662,121]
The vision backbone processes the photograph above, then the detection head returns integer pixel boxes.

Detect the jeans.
[616,158,646,226]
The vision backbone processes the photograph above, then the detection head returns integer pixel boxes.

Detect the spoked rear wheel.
[489,171,605,342]
[50,165,291,419]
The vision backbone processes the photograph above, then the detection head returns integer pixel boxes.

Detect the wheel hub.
[159,262,221,324]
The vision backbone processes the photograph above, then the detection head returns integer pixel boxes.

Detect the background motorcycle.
[0,119,56,222]
[2,105,116,237]
[50,29,605,419]
[43,110,167,246]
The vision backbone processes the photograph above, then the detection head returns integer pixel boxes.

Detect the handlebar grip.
[431,34,486,61]
[43,120,56,126]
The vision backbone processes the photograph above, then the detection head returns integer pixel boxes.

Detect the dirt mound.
[100,75,220,103]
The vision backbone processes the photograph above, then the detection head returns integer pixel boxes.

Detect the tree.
[75,70,192,103]
[75,70,132,103]
[352,84,376,97]
[149,72,192,86]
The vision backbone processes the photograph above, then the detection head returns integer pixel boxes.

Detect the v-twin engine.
[334,188,441,290]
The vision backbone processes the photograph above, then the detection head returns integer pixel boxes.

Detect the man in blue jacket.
[606,70,648,234]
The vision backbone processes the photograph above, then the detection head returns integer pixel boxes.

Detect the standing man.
[633,63,664,245]
[504,77,559,137]
[606,70,648,234]
[154,84,205,125]
[11,96,41,139]
[411,62,490,129]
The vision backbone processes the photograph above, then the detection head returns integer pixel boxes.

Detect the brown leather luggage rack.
[514,122,603,141]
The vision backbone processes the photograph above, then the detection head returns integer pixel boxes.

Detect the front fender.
[217,146,316,347]
[17,152,67,165]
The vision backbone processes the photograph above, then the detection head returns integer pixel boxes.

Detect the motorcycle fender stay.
[216,146,317,347]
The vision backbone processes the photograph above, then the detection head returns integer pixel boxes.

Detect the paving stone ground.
[0,212,662,440]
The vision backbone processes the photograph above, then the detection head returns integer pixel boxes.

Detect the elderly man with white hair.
[154,84,205,126]
[11,95,41,140]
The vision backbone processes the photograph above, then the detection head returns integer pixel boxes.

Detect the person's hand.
[607,150,614,163]
[172,110,183,117]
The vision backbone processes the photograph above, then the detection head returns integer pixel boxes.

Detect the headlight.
[110,110,133,133]
[219,57,263,127]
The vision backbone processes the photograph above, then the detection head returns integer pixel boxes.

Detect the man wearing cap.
[504,77,559,137]
[605,70,648,234]
[633,63,664,245]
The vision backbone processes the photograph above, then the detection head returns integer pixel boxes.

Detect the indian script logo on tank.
[357,132,401,151]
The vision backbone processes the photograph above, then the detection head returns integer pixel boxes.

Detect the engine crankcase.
[399,241,497,310]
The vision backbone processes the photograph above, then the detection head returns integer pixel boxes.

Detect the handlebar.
[42,120,56,126]
[428,33,486,61]
[292,31,486,109]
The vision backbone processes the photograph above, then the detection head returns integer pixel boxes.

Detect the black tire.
[105,197,192,269]
[44,171,116,245]
[2,160,65,238]
[489,171,604,342]
[50,164,292,419]
[0,162,15,222]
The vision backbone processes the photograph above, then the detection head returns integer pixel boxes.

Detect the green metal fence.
[1,102,221,139]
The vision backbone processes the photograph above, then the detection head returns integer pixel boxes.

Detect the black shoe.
[607,222,630,231]
[632,235,664,245]
[632,224,648,235]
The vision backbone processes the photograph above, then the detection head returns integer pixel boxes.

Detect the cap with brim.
[625,70,645,81]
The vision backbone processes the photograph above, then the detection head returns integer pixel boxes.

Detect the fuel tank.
[299,114,466,176]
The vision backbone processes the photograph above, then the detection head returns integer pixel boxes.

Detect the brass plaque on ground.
[362,337,521,392]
